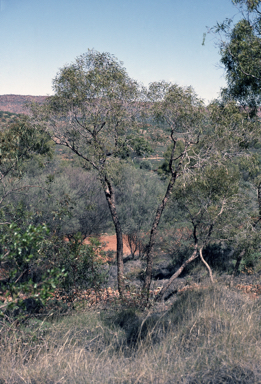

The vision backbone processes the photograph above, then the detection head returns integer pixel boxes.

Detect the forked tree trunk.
[155,244,198,302]
[102,174,125,297]
[143,171,178,296]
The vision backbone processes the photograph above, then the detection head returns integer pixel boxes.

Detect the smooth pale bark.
[155,244,198,302]
[199,247,214,283]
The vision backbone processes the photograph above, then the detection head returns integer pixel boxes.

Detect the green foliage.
[211,1,261,112]
[238,250,261,272]
[0,111,20,127]
[138,159,152,170]
[20,166,111,239]
[45,49,146,169]
[201,243,234,273]
[148,82,204,137]
[54,235,108,292]
[129,136,153,157]
[0,115,53,239]
[172,165,240,244]
[52,50,138,104]
[158,141,185,176]
[0,223,65,313]
[0,116,52,177]
[115,166,164,255]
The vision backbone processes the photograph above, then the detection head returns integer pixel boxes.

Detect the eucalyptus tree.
[143,88,261,296]
[208,0,261,272]
[142,83,205,294]
[37,50,151,296]
[210,0,261,114]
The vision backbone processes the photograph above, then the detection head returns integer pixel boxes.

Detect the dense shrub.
[50,236,109,293]
[0,223,65,314]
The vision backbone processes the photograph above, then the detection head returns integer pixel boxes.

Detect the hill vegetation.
[0,95,47,115]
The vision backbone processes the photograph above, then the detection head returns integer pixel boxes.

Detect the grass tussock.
[1,284,261,383]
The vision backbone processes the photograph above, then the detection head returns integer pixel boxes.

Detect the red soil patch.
[85,234,130,255]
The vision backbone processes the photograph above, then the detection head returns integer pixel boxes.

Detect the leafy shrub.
[239,250,261,273]
[55,235,109,293]
[111,308,140,331]
[125,313,171,346]
[139,160,152,170]
[0,223,65,314]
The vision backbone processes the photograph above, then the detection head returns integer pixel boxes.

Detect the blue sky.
[0,0,239,103]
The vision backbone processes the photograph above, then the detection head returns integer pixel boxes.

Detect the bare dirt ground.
[85,234,130,255]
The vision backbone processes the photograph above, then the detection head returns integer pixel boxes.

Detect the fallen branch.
[155,244,198,302]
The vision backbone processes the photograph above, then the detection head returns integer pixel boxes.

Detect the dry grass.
[1,284,261,383]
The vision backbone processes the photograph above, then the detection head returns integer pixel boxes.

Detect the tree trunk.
[155,244,198,302]
[199,247,214,283]
[258,182,261,219]
[101,174,125,297]
[232,249,245,276]
[143,171,178,296]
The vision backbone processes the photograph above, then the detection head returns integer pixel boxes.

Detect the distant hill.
[0,95,47,115]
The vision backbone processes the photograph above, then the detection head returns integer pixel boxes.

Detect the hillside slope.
[0,94,47,115]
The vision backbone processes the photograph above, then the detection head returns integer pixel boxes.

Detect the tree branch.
[199,246,214,283]
[155,244,199,301]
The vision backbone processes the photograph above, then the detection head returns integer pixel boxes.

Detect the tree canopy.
[211,0,261,113]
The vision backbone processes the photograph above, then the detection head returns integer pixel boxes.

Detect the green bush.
[55,235,109,292]
[0,223,65,314]
[239,250,261,272]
